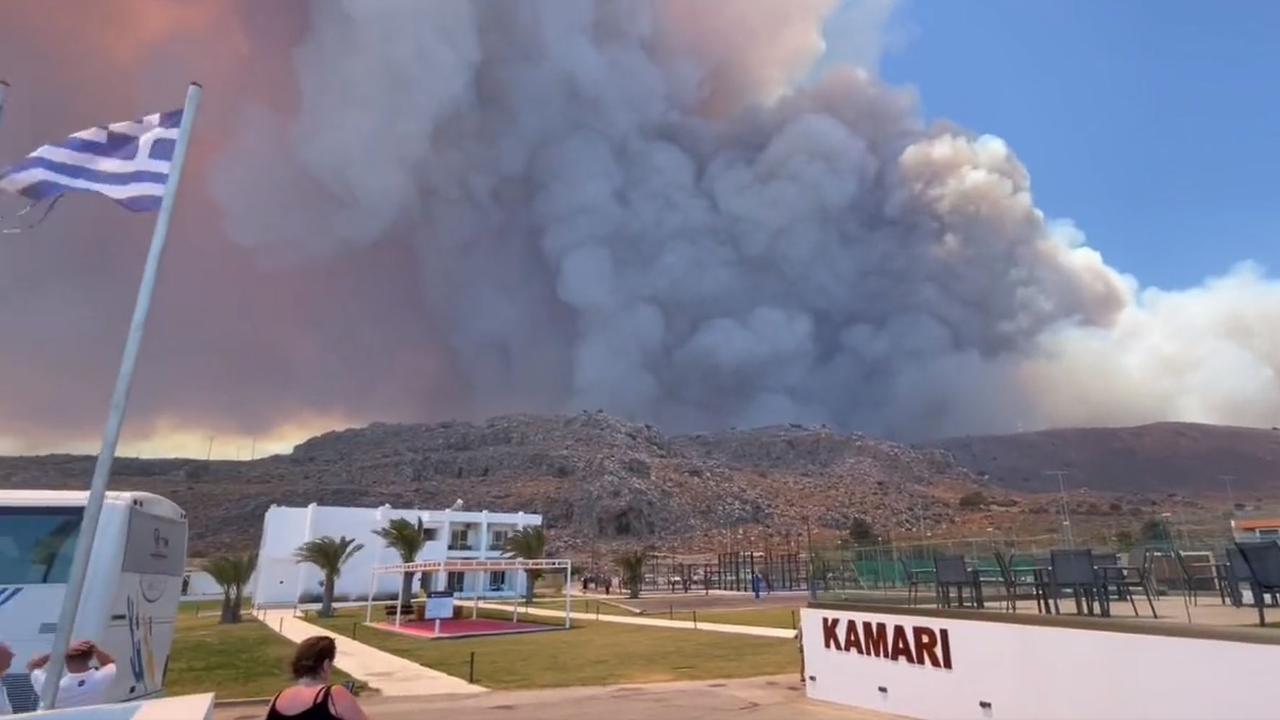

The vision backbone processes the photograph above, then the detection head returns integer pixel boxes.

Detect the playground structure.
[365,557,573,638]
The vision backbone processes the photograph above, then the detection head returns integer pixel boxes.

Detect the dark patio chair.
[900,558,933,606]
[1236,541,1280,626]
[1098,548,1159,618]
[1174,550,1216,606]
[934,554,981,609]
[1049,549,1109,616]
[1223,545,1259,608]
[1093,552,1120,567]
[993,552,1044,613]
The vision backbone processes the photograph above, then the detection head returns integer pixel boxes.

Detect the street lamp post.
[1045,470,1075,548]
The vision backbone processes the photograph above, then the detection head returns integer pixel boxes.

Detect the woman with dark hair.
[265,636,368,720]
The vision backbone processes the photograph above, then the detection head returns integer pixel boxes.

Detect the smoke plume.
[2,0,1278,455]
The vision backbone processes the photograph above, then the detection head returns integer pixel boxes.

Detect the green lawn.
[166,612,354,699]
[177,599,251,617]
[523,600,798,629]
[528,598,636,616]
[693,608,799,629]
[308,609,798,689]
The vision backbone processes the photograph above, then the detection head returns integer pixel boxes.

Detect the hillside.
[929,422,1280,497]
[0,413,988,556]
[8,417,1270,557]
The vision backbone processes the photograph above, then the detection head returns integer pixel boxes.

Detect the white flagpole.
[0,80,10,128]
[41,82,202,710]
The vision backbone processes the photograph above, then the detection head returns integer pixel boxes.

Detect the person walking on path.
[751,572,762,600]
[27,640,116,710]
[265,636,368,720]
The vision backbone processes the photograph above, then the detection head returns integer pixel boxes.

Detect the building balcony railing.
[448,543,474,551]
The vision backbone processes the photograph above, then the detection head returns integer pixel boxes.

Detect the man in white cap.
[28,640,117,709]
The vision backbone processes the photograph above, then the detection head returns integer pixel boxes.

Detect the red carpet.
[375,617,560,638]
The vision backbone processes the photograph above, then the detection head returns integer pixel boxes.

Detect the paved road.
[257,608,484,696]
[213,675,897,720]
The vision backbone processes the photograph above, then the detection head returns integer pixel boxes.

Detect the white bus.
[0,490,187,713]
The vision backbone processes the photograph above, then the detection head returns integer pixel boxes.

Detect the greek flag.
[0,108,183,212]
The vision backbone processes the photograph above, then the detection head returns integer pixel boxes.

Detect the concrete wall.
[802,606,1279,720]
[180,570,235,601]
[252,503,542,605]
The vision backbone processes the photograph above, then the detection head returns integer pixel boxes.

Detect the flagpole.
[0,80,9,129]
[41,82,202,710]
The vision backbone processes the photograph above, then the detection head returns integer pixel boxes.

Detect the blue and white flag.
[0,108,183,212]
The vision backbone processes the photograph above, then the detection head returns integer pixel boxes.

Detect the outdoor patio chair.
[934,555,981,609]
[1049,549,1109,616]
[1223,545,1257,608]
[1235,541,1280,626]
[1098,547,1159,618]
[900,558,932,606]
[993,552,1043,613]
[1173,550,1213,606]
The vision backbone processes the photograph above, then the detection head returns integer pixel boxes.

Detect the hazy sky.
[1,1,1278,459]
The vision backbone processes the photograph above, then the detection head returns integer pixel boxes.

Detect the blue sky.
[830,0,1280,289]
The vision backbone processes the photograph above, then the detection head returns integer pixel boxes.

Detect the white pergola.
[365,558,573,629]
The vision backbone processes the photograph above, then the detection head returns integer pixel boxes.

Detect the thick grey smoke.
[3,0,1276,455]
[215,0,1139,439]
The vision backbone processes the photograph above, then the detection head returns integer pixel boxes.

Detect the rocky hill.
[0,413,988,556]
[7,416,1269,557]
[929,422,1280,498]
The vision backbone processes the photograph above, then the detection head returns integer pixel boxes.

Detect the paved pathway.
[477,602,796,638]
[214,674,896,720]
[257,608,485,696]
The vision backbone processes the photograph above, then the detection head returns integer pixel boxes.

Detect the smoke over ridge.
[1,0,1278,455]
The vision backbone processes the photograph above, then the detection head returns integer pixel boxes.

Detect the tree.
[294,536,364,617]
[958,491,988,509]
[503,526,547,602]
[846,516,878,547]
[1113,529,1136,552]
[615,549,648,599]
[204,552,257,624]
[373,517,427,606]
[1138,519,1171,544]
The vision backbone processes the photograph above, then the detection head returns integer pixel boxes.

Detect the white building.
[181,568,257,602]
[251,503,542,605]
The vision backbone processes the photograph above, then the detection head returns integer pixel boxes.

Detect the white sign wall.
[802,606,1279,720]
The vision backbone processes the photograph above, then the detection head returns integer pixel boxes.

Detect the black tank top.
[265,685,341,720]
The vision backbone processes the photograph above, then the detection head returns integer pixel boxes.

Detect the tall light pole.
[1045,470,1074,548]
[1219,475,1237,510]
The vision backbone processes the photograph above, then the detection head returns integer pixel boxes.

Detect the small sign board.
[426,590,454,620]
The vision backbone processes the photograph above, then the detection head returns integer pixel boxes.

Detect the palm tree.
[502,526,547,602]
[294,536,364,617]
[372,517,426,606]
[616,548,648,599]
[204,552,257,624]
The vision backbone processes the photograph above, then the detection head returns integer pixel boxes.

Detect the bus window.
[0,507,83,584]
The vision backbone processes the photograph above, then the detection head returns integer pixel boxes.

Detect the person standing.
[27,640,116,709]
[0,641,14,715]
[796,624,806,685]
[751,572,762,600]
[265,636,367,720]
